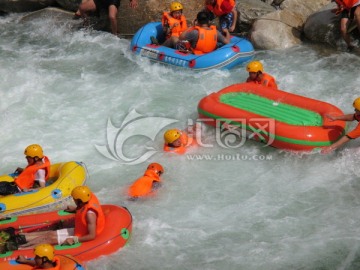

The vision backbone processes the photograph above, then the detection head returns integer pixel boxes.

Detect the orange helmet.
[147,163,164,174]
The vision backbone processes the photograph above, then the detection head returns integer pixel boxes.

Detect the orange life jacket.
[128,170,161,198]
[206,0,235,16]
[74,193,105,238]
[32,257,60,270]
[246,73,278,89]
[163,131,189,154]
[191,25,217,55]
[162,12,187,38]
[15,156,51,190]
[334,0,360,9]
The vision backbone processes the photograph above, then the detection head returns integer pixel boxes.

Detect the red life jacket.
[74,193,105,237]
[32,256,60,270]
[162,12,187,38]
[191,25,217,55]
[206,0,235,16]
[163,130,189,154]
[334,0,360,9]
[15,156,51,190]
[128,170,161,198]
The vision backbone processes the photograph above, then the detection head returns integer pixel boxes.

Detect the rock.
[238,0,276,34]
[250,0,331,49]
[303,3,340,47]
[55,0,81,12]
[0,0,57,13]
[251,10,303,49]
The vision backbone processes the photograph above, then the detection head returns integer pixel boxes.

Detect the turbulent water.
[2,13,360,270]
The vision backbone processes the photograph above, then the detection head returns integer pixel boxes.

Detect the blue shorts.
[219,12,234,30]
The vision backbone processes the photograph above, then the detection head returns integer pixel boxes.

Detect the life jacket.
[163,131,189,154]
[74,193,105,237]
[32,256,60,270]
[191,26,217,55]
[15,156,51,190]
[246,73,278,89]
[334,0,360,9]
[128,170,161,198]
[206,0,235,16]
[162,12,187,38]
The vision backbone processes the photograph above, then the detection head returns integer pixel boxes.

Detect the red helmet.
[147,163,164,174]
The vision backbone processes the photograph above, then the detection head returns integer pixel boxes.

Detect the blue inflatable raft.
[130,22,254,71]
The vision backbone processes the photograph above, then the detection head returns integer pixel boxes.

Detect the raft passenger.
[321,97,360,154]
[16,244,62,269]
[162,11,230,53]
[245,61,278,89]
[18,186,105,248]
[0,144,51,195]
[151,2,187,47]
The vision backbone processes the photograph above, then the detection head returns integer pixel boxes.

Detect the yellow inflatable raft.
[0,161,87,217]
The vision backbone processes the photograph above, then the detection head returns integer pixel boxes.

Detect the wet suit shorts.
[94,0,121,11]
[341,5,360,20]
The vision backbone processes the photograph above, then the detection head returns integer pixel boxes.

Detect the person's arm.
[321,136,350,154]
[217,29,231,45]
[326,113,354,121]
[16,255,36,266]
[229,8,237,32]
[62,211,97,245]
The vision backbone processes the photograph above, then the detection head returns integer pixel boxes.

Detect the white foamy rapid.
[1,14,360,270]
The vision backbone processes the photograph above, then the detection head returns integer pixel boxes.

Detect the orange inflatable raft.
[197,83,347,151]
[0,205,132,262]
[0,254,86,270]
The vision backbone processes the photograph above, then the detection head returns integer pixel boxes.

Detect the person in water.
[162,11,230,54]
[16,244,61,269]
[128,163,164,199]
[321,97,360,154]
[78,0,138,36]
[18,186,105,248]
[151,2,187,47]
[163,128,191,154]
[204,0,237,32]
[0,144,51,195]
[245,61,278,89]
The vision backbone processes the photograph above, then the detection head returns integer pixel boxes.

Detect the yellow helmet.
[34,244,54,261]
[170,1,183,12]
[353,97,360,111]
[71,186,91,203]
[164,129,181,144]
[246,61,263,73]
[24,144,44,158]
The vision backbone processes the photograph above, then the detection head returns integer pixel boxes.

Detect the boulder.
[250,0,331,49]
[0,0,57,13]
[303,3,340,47]
[55,0,81,12]
[251,10,303,49]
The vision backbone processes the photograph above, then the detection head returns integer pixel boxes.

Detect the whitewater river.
[1,13,360,270]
